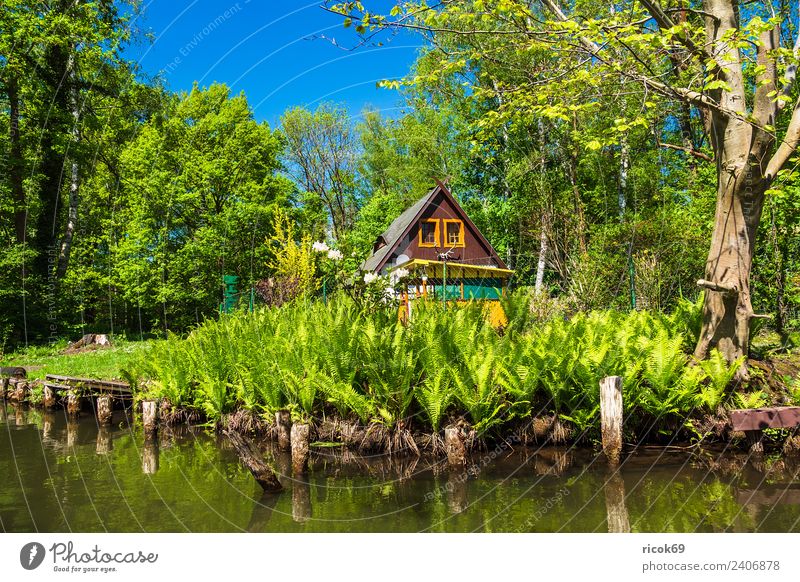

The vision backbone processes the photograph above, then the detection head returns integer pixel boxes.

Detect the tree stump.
[1,377,8,399]
[14,405,25,426]
[600,376,624,467]
[291,423,310,475]
[10,379,28,402]
[66,391,82,417]
[223,428,283,493]
[97,396,113,425]
[43,385,57,409]
[142,399,159,438]
[275,410,292,451]
[444,426,466,466]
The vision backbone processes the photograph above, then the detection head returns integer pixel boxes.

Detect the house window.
[419,219,439,247]
[443,219,465,247]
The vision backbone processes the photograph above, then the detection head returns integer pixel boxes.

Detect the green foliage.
[124,291,737,443]
[695,350,745,410]
[113,83,291,330]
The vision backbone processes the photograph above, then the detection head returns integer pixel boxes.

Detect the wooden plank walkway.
[44,374,131,396]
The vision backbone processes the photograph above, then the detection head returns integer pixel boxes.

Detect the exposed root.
[416,432,445,456]
[224,409,269,435]
[549,417,572,444]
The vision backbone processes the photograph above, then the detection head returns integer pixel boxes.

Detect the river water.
[2,404,799,532]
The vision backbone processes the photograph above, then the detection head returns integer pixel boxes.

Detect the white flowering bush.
[389,267,409,285]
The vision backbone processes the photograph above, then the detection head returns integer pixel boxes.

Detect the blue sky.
[125,1,422,126]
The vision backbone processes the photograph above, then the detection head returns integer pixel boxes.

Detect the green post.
[221,274,239,314]
[442,261,447,306]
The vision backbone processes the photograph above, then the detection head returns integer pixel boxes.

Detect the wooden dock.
[1,370,133,415]
[43,374,132,400]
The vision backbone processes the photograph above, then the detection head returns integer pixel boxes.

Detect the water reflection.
[1,407,800,533]
[533,447,573,477]
[604,471,630,533]
[96,427,113,455]
[141,440,159,474]
[246,492,281,532]
[447,471,468,514]
[66,420,78,450]
[292,478,312,523]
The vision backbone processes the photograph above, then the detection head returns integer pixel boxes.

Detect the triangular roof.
[361,180,508,273]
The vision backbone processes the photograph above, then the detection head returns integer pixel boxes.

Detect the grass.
[0,339,152,381]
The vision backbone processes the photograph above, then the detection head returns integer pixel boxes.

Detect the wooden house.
[361,180,513,306]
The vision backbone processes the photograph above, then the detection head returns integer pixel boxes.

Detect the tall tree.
[115,83,290,330]
[281,104,360,241]
[329,0,800,370]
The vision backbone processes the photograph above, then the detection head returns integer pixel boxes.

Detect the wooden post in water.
[142,400,159,438]
[97,396,113,426]
[66,391,82,417]
[10,379,28,402]
[275,410,291,451]
[600,376,624,467]
[291,423,310,475]
[223,428,283,493]
[43,385,56,409]
[444,426,466,466]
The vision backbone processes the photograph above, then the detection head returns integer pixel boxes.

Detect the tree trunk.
[534,217,548,295]
[7,75,27,245]
[694,0,774,370]
[693,173,766,367]
[33,42,70,285]
[57,58,80,279]
[618,135,629,219]
[566,120,588,255]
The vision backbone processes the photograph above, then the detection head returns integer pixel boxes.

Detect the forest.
[1,0,799,358]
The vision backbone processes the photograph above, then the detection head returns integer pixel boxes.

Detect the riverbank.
[3,296,800,457]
